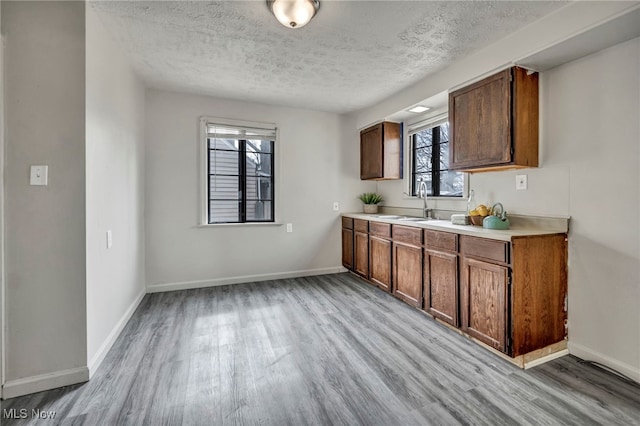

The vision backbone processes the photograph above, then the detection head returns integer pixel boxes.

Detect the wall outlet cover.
[516,174,528,190]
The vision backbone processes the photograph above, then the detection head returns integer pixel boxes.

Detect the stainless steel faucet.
[418,180,430,218]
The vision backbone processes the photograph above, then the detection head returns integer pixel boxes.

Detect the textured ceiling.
[90,1,566,113]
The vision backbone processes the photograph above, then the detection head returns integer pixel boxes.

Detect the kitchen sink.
[371,215,433,222]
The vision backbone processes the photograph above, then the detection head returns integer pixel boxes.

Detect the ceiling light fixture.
[267,0,320,29]
[408,105,430,113]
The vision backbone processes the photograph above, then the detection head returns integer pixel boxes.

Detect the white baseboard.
[147,266,348,293]
[568,341,640,383]
[88,288,146,378]
[2,366,89,399]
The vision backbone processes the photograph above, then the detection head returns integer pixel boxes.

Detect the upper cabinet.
[360,121,402,180]
[449,67,538,172]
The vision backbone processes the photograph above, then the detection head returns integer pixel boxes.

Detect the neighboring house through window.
[202,118,276,224]
[409,119,464,197]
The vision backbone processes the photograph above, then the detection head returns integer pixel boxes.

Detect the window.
[410,120,464,197]
[203,119,276,224]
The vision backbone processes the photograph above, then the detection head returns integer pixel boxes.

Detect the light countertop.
[342,212,569,242]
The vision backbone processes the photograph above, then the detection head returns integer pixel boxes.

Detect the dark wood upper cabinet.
[360,121,402,180]
[449,66,538,172]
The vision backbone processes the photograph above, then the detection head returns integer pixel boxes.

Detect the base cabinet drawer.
[460,235,509,264]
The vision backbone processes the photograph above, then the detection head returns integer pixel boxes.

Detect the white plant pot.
[363,204,379,214]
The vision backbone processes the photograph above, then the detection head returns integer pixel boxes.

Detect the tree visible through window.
[411,122,464,197]
[206,122,275,223]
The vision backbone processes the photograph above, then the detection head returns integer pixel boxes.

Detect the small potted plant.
[358,193,383,214]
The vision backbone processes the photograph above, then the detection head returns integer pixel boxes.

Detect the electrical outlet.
[516,174,527,190]
[286,223,293,233]
[333,202,340,211]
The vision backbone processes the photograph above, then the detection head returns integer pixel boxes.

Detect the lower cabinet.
[354,231,369,278]
[341,218,354,270]
[392,225,423,307]
[460,257,509,353]
[370,236,392,292]
[424,250,458,326]
[341,216,568,362]
[353,219,369,279]
[392,242,422,307]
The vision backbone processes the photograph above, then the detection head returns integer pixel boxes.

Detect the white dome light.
[268,0,320,29]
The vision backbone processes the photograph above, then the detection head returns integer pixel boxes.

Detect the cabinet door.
[342,228,353,270]
[392,242,422,307]
[370,236,392,292]
[461,257,509,353]
[360,124,383,179]
[424,250,458,326]
[449,69,511,170]
[354,231,369,278]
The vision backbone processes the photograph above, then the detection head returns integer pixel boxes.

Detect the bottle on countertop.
[466,189,476,215]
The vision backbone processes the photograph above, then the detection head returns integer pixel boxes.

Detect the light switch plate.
[286,223,293,233]
[333,202,340,211]
[516,174,528,190]
[30,165,48,186]
[106,230,113,249]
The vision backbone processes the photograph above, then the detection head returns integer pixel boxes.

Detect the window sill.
[197,222,284,228]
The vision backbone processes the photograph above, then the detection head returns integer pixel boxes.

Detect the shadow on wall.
[568,229,640,366]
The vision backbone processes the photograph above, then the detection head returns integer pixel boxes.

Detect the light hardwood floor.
[2,273,639,425]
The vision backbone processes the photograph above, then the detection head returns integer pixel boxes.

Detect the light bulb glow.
[270,0,318,29]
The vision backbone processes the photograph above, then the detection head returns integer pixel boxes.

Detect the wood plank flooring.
[2,273,639,425]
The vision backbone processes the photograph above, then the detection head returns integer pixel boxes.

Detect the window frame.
[200,117,279,226]
[405,113,468,200]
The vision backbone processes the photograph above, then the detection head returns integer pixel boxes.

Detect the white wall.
[145,90,371,291]
[85,7,146,375]
[472,38,639,380]
[2,1,88,396]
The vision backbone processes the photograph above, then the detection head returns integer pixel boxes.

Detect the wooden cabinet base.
[370,236,392,292]
[469,336,568,370]
[430,312,568,369]
[392,242,422,307]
